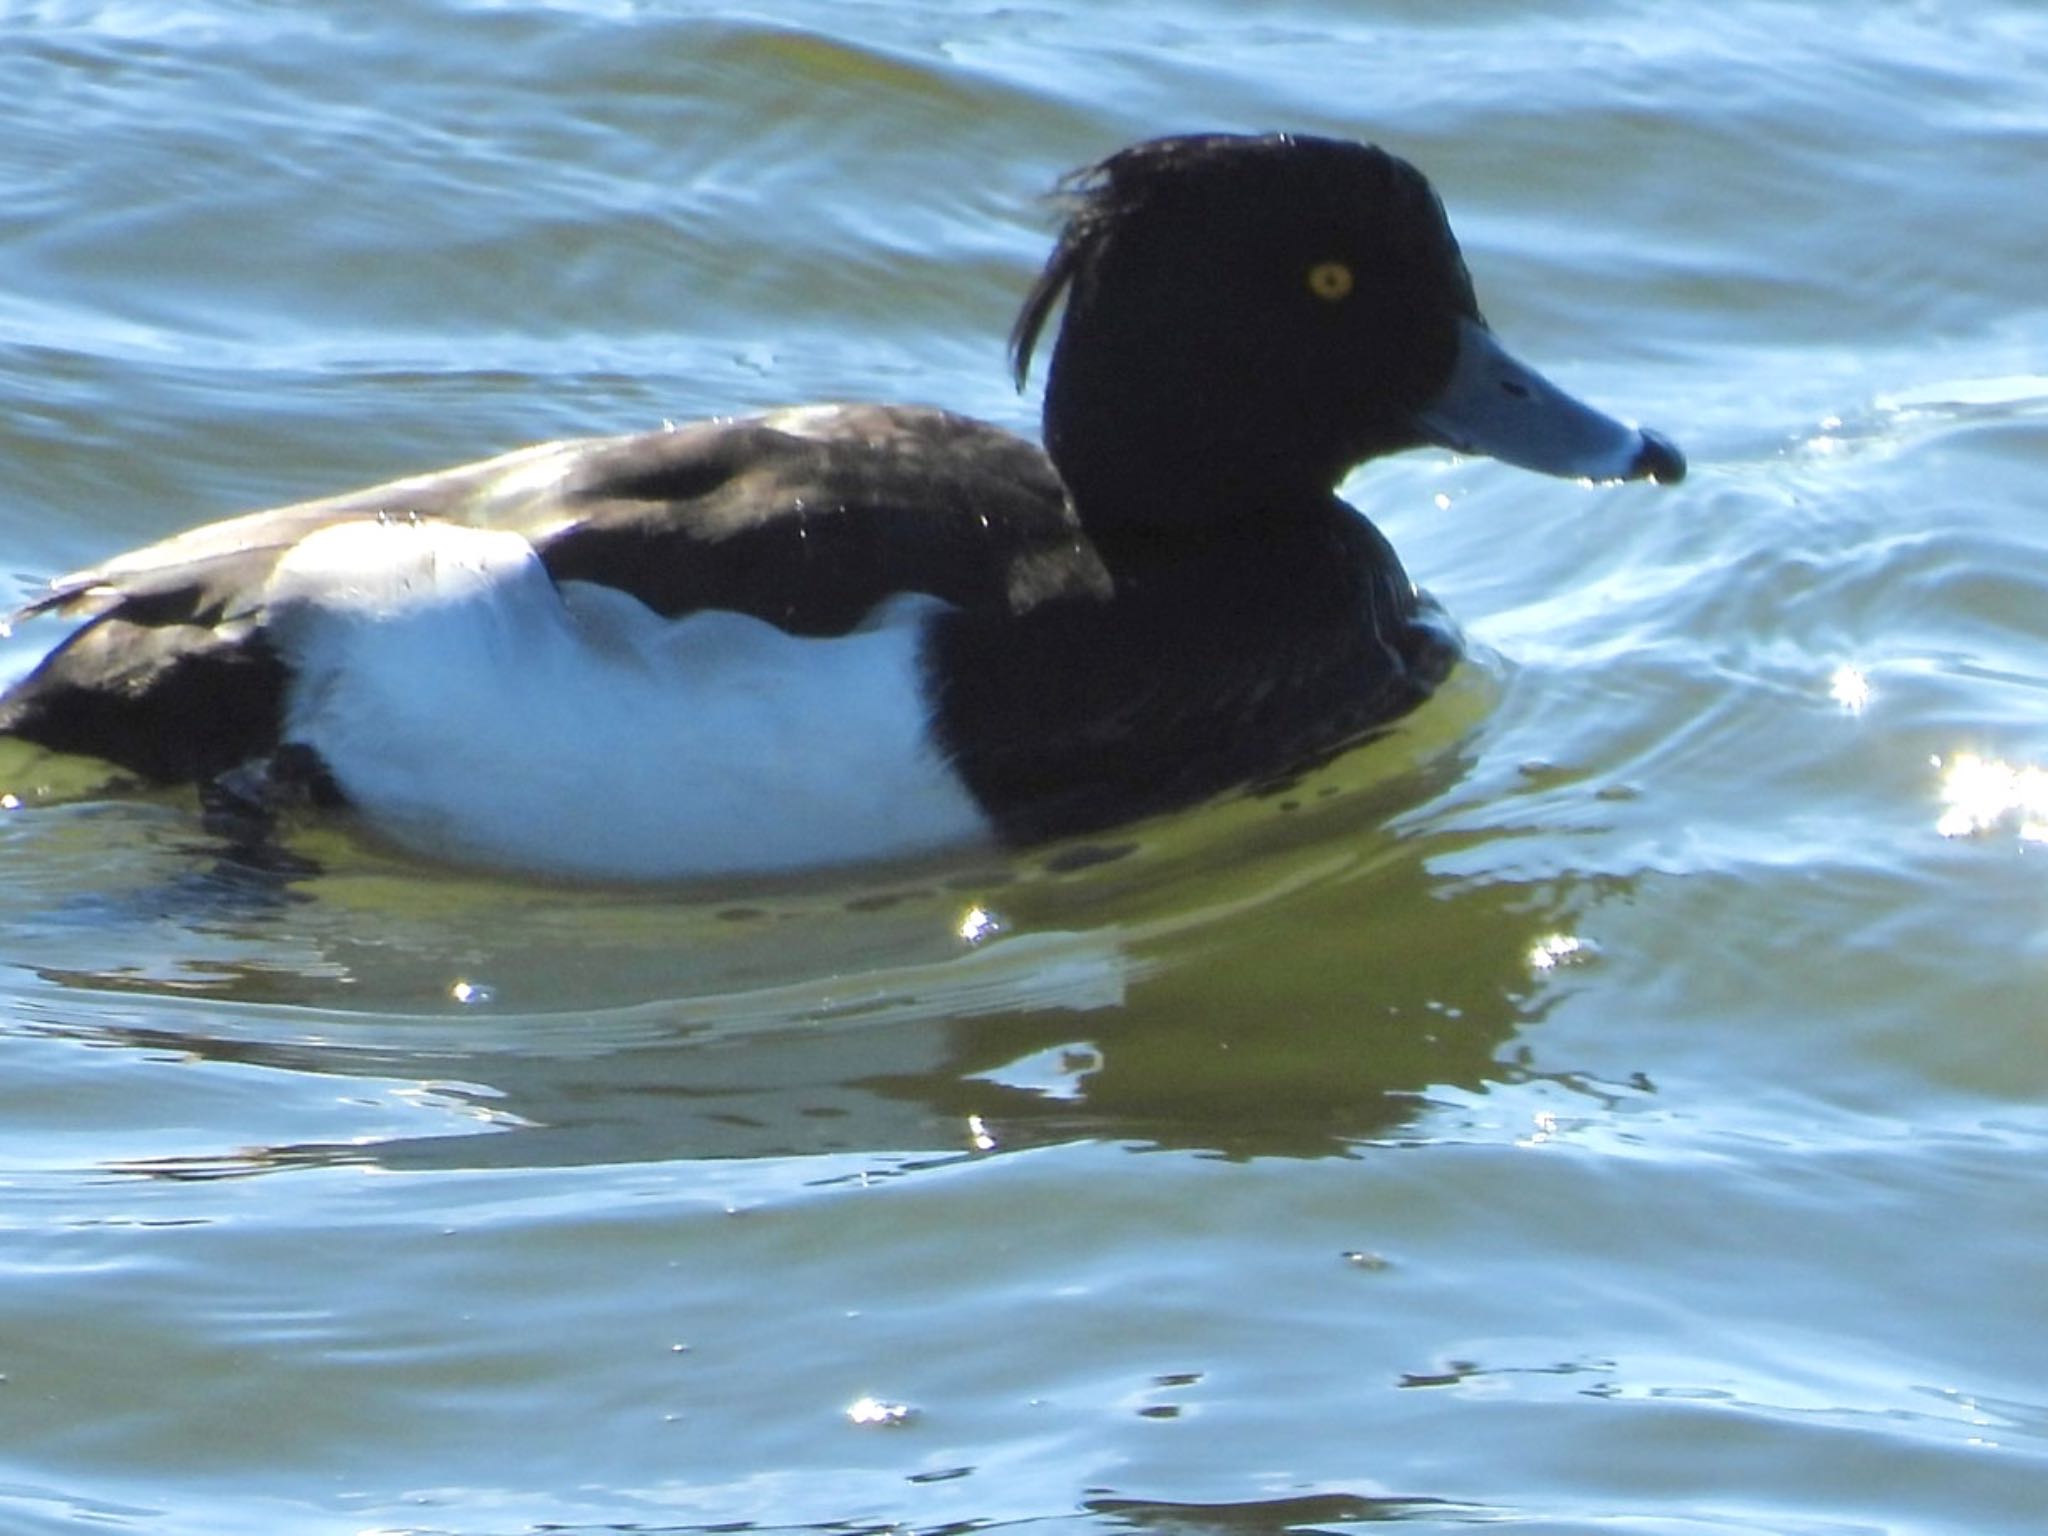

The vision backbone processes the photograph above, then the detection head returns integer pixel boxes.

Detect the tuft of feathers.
[1007,132,1464,389]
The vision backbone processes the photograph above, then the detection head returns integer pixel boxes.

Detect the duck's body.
[1,133,1681,880]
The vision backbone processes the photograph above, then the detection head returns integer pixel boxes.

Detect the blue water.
[3,2,2048,1532]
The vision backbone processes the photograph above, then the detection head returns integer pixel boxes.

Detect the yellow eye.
[1306,260,1354,302]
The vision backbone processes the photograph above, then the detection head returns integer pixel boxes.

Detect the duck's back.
[0,404,1097,785]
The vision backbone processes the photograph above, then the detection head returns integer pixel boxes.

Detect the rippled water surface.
[3,2,2048,1532]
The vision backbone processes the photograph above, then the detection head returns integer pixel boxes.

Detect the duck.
[0,132,1683,881]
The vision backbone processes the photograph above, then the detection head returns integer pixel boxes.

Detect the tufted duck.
[0,133,1683,879]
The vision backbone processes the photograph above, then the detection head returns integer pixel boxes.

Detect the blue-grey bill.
[1412,316,1685,485]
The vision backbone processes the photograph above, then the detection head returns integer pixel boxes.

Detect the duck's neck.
[1047,413,1330,532]
[1038,312,1345,532]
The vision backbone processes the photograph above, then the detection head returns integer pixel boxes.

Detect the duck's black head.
[1012,133,1683,531]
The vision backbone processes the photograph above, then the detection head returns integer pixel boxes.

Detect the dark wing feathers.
[0,619,287,783]
[1,405,1091,783]
[534,407,1095,633]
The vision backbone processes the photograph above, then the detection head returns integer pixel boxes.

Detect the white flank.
[262,519,992,880]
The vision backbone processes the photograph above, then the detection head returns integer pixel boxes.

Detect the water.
[2,1,2046,1531]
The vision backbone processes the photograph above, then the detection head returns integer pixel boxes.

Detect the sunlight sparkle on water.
[957,904,1003,945]
[1829,665,1871,713]
[1528,934,1588,972]
[1935,752,2048,842]
[846,1395,917,1427]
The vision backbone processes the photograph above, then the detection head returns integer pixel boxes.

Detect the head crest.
[1011,135,1297,388]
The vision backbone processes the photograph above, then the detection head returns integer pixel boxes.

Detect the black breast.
[925,503,1456,843]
